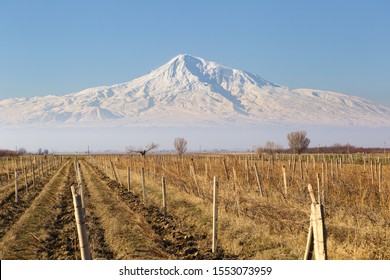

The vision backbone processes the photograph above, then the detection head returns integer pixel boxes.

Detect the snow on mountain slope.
[0,54,390,128]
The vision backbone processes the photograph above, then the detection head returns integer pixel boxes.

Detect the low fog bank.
[0,125,389,153]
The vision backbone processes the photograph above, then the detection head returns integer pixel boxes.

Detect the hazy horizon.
[1,126,388,154]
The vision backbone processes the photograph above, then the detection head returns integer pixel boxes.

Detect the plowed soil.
[1,158,233,259]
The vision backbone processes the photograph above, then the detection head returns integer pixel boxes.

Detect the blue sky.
[1,0,389,106]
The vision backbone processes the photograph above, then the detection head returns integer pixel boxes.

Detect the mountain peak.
[1,54,390,128]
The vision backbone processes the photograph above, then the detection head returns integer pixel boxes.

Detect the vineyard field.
[0,153,389,260]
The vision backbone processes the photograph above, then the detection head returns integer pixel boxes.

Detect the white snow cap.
[0,54,389,128]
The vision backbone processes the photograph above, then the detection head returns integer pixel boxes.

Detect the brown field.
[0,153,389,260]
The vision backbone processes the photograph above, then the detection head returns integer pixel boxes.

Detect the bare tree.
[174,137,187,156]
[126,143,159,156]
[287,131,310,154]
[17,147,27,155]
[256,141,283,157]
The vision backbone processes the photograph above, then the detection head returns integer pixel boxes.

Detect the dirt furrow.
[0,160,71,259]
[36,161,79,259]
[84,160,229,260]
[0,166,64,240]
[78,164,115,259]
[80,160,170,259]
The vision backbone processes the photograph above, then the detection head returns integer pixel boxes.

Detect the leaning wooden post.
[141,167,146,205]
[127,167,130,192]
[212,176,219,254]
[304,220,314,260]
[114,163,123,187]
[162,176,167,217]
[304,184,327,260]
[282,165,287,195]
[254,163,263,197]
[14,170,18,203]
[222,158,230,187]
[71,186,92,260]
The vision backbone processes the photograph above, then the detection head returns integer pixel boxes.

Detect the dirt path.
[35,160,114,260]
[80,160,171,259]
[83,160,226,260]
[0,165,64,240]
[0,161,72,259]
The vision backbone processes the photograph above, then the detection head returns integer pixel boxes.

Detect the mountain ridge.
[1,54,390,128]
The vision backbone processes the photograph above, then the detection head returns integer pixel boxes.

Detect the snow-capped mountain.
[1,54,390,128]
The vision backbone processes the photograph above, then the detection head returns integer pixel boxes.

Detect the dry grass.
[0,160,71,259]
[87,153,390,260]
[80,161,170,260]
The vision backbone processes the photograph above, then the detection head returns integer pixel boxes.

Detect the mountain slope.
[1,54,390,127]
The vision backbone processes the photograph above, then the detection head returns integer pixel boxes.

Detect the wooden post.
[299,159,303,180]
[312,156,316,169]
[114,164,123,186]
[15,170,18,203]
[311,203,327,260]
[305,184,327,260]
[378,163,382,192]
[223,158,230,186]
[292,158,297,181]
[308,183,316,204]
[110,160,119,182]
[232,167,238,191]
[316,173,321,204]
[71,186,92,260]
[40,160,43,177]
[321,162,325,190]
[282,165,287,195]
[190,164,200,194]
[254,163,263,197]
[32,164,35,187]
[212,176,219,254]
[76,163,85,209]
[24,167,28,193]
[127,167,130,192]
[142,167,146,205]
[245,158,250,189]
[304,222,314,260]
[162,176,167,217]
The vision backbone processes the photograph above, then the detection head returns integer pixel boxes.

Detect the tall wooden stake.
[15,170,18,203]
[212,176,219,254]
[24,167,28,193]
[142,167,146,204]
[282,165,287,195]
[32,164,36,188]
[127,167,130,192]
[378,163,382,192]
[304,184,327,260]
[162,176,167,217]
[254,163,263,197]
[71,186,92,260]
